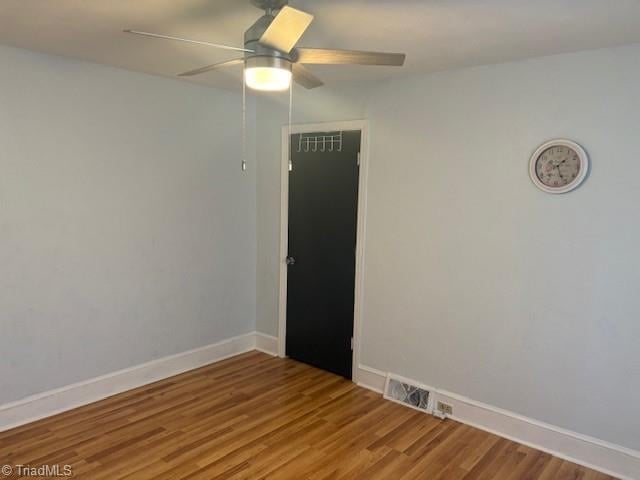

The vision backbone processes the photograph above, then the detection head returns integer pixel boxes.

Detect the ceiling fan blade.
[123,30,253,53]
[292,64,324,89]
[259,6,314,53]
[177,58,244,77]
[295,48,405,66]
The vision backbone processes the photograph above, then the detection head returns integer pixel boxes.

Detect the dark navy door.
[285,130,361,379]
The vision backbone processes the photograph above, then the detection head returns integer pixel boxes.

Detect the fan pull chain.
[241,77,247,172]
[288,82,293,172]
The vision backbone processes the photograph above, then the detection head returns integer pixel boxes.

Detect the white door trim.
[279,119,369,384]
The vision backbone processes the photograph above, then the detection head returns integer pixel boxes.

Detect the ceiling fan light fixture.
[244,56,292,91]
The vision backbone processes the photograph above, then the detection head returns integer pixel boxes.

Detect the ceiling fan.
[124,0,406,92]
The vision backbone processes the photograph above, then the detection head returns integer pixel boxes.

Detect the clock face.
[529,139,589,194]
[535,145,581,188]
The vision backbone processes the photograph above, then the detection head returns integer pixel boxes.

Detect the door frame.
[278,119,369,383]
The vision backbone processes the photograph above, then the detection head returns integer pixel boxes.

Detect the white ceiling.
[1,0,640,90]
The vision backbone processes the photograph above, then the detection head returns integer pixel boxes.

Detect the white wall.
[0,45,256,405]
[255,44,640,452]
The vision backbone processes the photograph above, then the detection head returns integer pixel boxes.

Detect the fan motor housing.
[245,56,292,74]
[250,0,288,11]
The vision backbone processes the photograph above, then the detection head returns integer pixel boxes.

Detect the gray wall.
[256,44,640,450]
[0,45,256,404]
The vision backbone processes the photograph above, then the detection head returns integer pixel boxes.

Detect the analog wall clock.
[529,139,589,194]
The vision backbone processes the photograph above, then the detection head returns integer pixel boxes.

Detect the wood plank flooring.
[0,351,616,479]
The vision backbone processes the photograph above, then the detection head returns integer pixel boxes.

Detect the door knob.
[286,256,296,266]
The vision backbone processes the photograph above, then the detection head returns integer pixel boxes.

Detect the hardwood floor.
[0,351,616,479]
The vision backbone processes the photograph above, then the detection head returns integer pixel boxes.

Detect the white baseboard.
[255,332,279,356]
[356,365,387,393]
[0,332,265,433]
[357,365,640,480]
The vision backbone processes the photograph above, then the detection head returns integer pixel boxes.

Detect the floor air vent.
[384,374,433,414]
